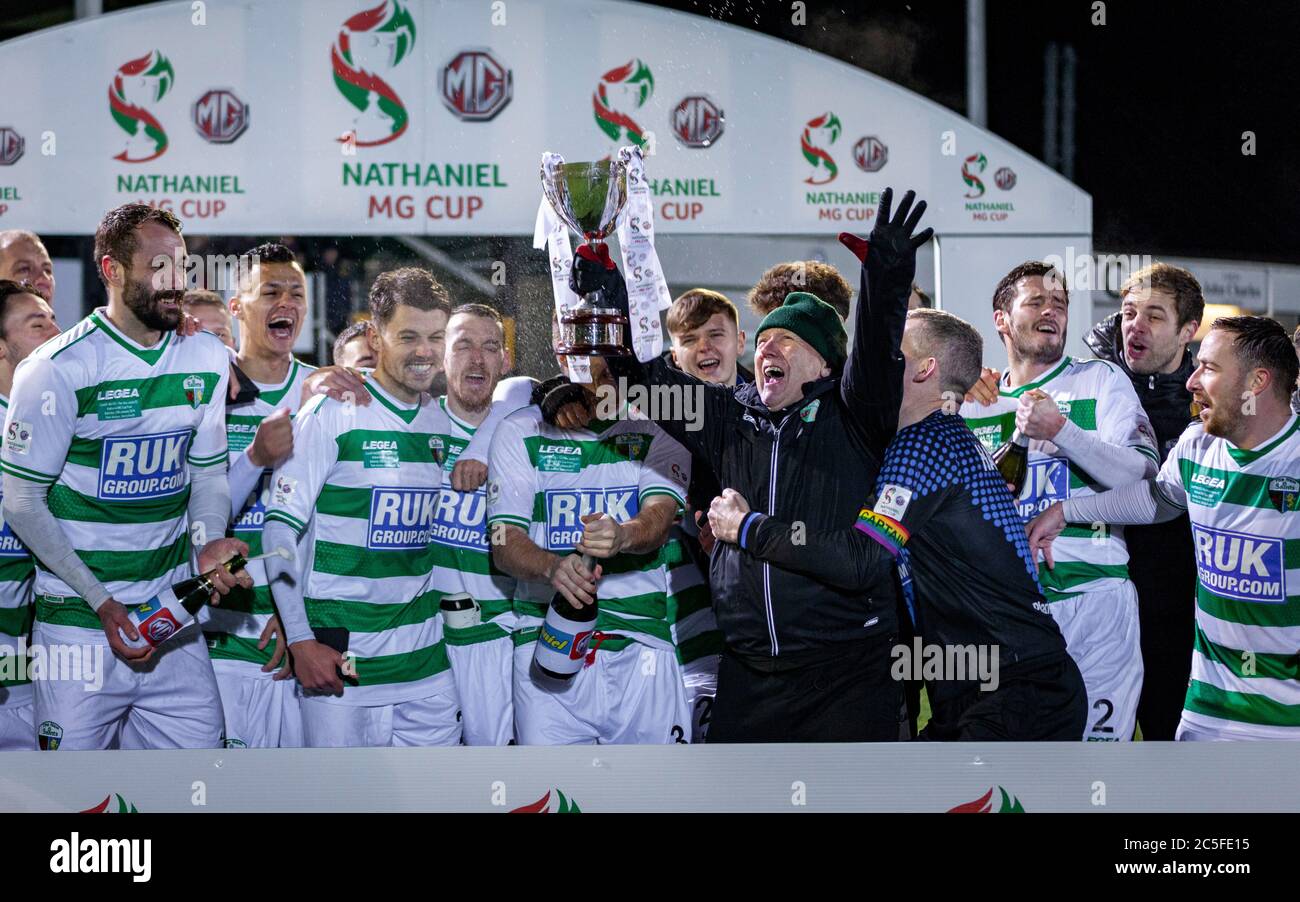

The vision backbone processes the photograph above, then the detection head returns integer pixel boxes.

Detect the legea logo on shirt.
[430,486,487,551]
[538,442,582,473]
[1017,456,1068,520]
[368,486,438,550]
[1192,524,1285,603]
[98,430,190,500]
[544,486,638,551]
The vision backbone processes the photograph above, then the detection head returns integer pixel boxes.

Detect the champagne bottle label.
[534,607,595,678]
[120,586,190,649]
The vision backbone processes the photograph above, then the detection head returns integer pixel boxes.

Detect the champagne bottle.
[992,429,1030,497]
[121,554,249,649]
[533,555,597,680]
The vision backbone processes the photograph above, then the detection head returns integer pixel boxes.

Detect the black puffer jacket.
[1084,312,1197,459]
[626,247,914,668]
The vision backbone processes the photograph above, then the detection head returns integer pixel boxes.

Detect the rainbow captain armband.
[853,508,910,558]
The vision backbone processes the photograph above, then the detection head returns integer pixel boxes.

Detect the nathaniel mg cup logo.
[594,58,655,150]
[440,49,513,121]
[109,50,175,163]
[800,112,841,185]
[962,152,987,198]
[331,0,417,147]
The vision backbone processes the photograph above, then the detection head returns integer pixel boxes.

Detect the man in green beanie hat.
[751,291,848,414]
[548,188,932,743]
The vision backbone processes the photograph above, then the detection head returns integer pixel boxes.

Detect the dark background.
[2,0,1296,264]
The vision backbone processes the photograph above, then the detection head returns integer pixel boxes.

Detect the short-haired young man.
[1,203,250,750]
[1082,261,1205,739]
[960,261,1158,741]
[666,289,751,387]
[1032,316,1300,741]
[266,268,464,747]
[0,280,58,749]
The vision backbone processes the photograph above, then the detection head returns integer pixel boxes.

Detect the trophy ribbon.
[532,184,592,382]
[615,145,673,363]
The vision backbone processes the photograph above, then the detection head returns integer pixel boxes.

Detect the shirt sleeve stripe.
[486,514,531,529]
[639,487,686,510]
[0,461,58,483]
[264,510,307,534]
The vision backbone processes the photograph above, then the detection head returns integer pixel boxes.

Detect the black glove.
[532,374,591,427]
[569,243,639,374]
[570,243,629,311]
[838,187,934,266]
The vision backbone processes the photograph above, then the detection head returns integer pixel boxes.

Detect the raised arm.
[839,188,934,454]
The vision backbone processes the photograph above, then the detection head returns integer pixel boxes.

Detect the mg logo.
[853,136,888,172]
[192,89,249,144]
[995,166,1017,190]
[672,95,724,148]
[440,49,512,121]
[0,128,23,165]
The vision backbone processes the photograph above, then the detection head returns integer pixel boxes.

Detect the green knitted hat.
[755,291,848,370]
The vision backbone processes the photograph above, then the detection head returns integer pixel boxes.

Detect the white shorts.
[446,632,514,746]
[682,654,719,743]
[213,662,304,749]
[1050,580,1143,741]
[513,638,691,746]
[0,685,34,751]
[33,622,221,751]
[300,686,462,748]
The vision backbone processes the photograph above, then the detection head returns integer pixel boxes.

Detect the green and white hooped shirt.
[264,380,454,706]
[1156,416,1300,739]
[0,394,35,697]
[425,396,517,648]
[486,406,693,658]
[0,311,230,642]
[203,358,316,670]
[961,356,1158,602]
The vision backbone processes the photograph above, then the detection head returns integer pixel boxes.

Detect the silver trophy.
[540,155,632,357]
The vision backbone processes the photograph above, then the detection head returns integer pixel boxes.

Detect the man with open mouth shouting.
[961,262,1159,741]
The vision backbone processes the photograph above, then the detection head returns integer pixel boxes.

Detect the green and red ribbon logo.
[511,789,582,814]
[593,59,655,148]
[801,112,841,185]
[81,793,139,814]
[948,786,1024,813]
[331,0,417,147]
[962,152,987,199]
[109,50,174,163]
